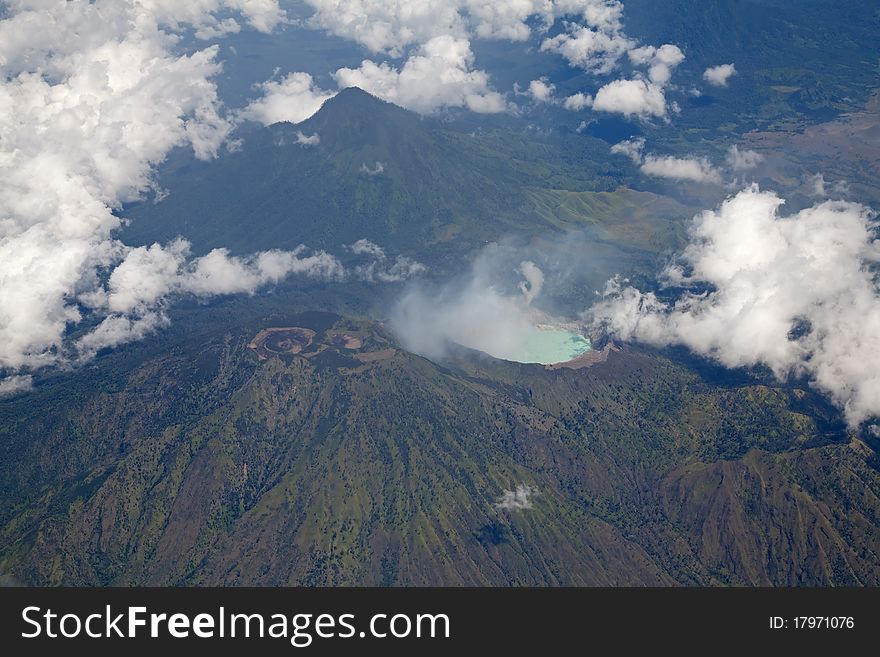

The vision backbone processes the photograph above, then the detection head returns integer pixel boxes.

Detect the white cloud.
[0,1,283,373]
[540,8,683,81]
[703,63,737,87]
[103,241,190,315]
[141,0,288,36]
[590,186,880,427]
[627,43,685,85]
[540,22,635,75]
[537,7,685,120]
[76,239,345,358]
[466,0,546,41]
[295,131,321,146]
[303,1,627,56]
[360,257,427,283]
[609,137,645,163]
[495,484,538,511]
[593,78,667,119]
[612,140,745,184]
[224,0,288,33]
[183,246,345,296]
[349,238,387,258]
[0,375,33,397]
[240,72,335,125]
[348,239,426,282]
[80,234,419,358]
[592,43,683,120]
[76,312,171,360]
[359,161,386,176]
[334,35,507,114]
[302,2,663,117]
[304,0,467,56]
[807,173,850,199]
[811,173,829,198]
[563,92,593,110]
[640,154,722,184]
[528,78,556,103]
[726,145,763,171]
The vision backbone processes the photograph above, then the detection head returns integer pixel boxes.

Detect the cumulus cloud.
[348,239,426,282]
[808,173,849,199]
[495,484,538,511]
[295,131,321,146]
[810,173,829,198]
[611,140,751,184]
[75,239,345,359]
[590,42,683,119]
[74,236,420,360]
[592,78,667,118]
[334,35,507,114]
[349,238,387,259]
[726,145,763,172]
[563,92,593,110]
[528,78,556,103]
[609,137,645,163]
[536,2,684,120]
[304,0,467,56]
[183,246,344,296]
[299,2,681,117]
[360,257,426,283]
[589,186,880,427]
[639,155,722,184]
[240,71,335,125]
[304,1,628,116]
[540,22,635,75]
[0,375,33,398]
[537,1,630,73]
[76,313,172,360]
[627,44,685,85]
[0,0,419,388]
[304,1,627,56]
[359,161,386,176]
[703,63,737,87]
[0,1,284,375]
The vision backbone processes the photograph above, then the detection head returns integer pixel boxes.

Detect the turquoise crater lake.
[499,328,591,365]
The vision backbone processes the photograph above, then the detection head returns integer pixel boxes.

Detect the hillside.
[1,314,877,586]
[120,88,653,261]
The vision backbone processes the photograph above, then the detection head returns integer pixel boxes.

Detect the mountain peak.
[300,87,419,131]
[290,85,427,153]
[332,86,387,103]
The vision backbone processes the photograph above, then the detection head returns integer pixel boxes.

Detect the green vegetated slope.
[524,187,690,252]
[1,315,877,585]
[122,88,646,261]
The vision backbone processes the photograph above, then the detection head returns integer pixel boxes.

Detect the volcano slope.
[1,313,878,586]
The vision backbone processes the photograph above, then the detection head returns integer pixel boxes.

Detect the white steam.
[518,261,545,305]
[392,256,555,362]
